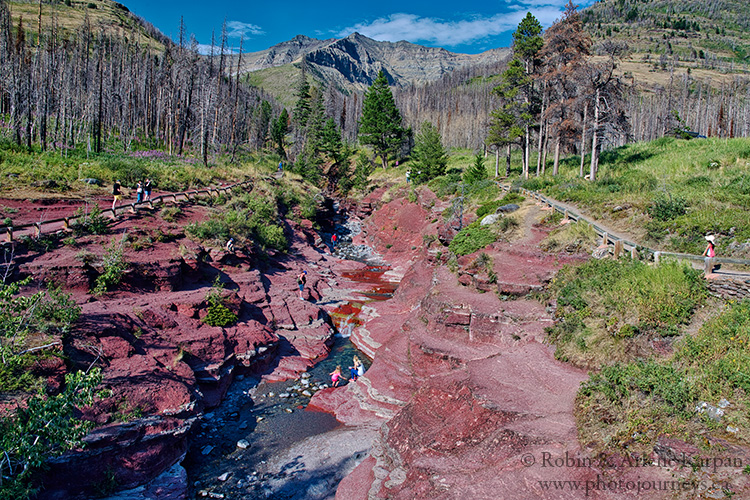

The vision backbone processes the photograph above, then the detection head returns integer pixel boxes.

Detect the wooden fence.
[501,184,750,274]
[3,179,254,243]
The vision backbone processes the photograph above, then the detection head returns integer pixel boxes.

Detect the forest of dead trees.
[0,0,282,164]
[1,0,750,171]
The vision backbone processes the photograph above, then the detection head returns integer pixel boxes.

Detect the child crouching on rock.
[330,366,344,387]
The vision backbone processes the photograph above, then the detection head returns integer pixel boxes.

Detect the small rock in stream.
[237,439,250,449]
[218,472,231,482]
[239,422,248,429]
[279,393,290,398]
[301,372,311,379]
[285,408,293,413]
[256,416,264,422]
[302,390,312,397]
[201,445,214,455]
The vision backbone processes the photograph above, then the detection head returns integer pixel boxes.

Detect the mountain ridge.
[236,32,510,94]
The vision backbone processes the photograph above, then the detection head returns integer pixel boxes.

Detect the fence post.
[35,223,42,238]
[564,209,569,221]
[63,218,70,230]
[654,251,661,265]
[601,232,608,245]
[614,240,624,259]
[631,247,638,260]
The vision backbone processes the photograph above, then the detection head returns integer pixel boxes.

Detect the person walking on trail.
[331,233,337,250]
[136,181,143,203]
[297,270,307,300]
[703,235,716,274]
[112,180,122,211]
[144,178,152,201]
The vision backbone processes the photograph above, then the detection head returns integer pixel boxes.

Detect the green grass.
[577,299,750,456]
[547,258,708,367]
[0,140,279,196]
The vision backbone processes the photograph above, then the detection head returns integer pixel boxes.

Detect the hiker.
[297,270,307,300]
[349,364,358,381]
[331,233,337,250]
[406,170,411,183]
[278,161,283,172]
[112,180,122,211]
[144,178,152,201]
[136,181,143,203]
[703,235,716,274]
[330,366,344,387]
[226,238,235,253]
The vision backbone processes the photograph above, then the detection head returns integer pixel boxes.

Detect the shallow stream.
[184,236,397,499]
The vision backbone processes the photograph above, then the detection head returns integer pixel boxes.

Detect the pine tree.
[410,121,447,184]
[271,109,289,157]
[511,13,544,178]
[359,70,404,169]
[463,153,488,185]
[293,69,312,128]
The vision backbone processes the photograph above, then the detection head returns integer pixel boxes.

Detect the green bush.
[648,195,687,221]
[186,192,287,252]
[202,278,237,328]
[448,221,496,256]
[93,240,128,295]
[73,203,110,236]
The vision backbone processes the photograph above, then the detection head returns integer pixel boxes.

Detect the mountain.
[237,33,510,99]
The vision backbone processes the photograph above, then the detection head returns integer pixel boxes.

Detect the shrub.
[93,239,128,295]
[203,278,237,328]
[448,222,496,256]
[648,195,687,221]
[160,206,182,222]
[73,203,109,236]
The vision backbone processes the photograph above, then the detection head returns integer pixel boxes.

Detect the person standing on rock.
[297,270,307,300]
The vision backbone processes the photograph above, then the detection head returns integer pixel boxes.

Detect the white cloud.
[196,43,240,56]
[226,20,265,39]
[336,0,597,47]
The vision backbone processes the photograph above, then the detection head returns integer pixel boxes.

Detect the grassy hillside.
[244,65,303,108]
[583,0,750,87]
[7,0,165,52]
[520,136,750,258]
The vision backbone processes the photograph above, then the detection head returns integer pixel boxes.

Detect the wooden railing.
[500,184,750,273]
[3,179,253,242]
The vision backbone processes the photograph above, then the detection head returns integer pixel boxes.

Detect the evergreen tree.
[511,13,544,178]
[463,153,488,185]
[410,121,447,184]
[293,68,312,128]
[359,71,404,169]
[488,59,529,178]
[270,108,289,157]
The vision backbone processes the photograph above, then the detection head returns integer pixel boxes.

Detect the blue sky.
[122,0,596,54]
